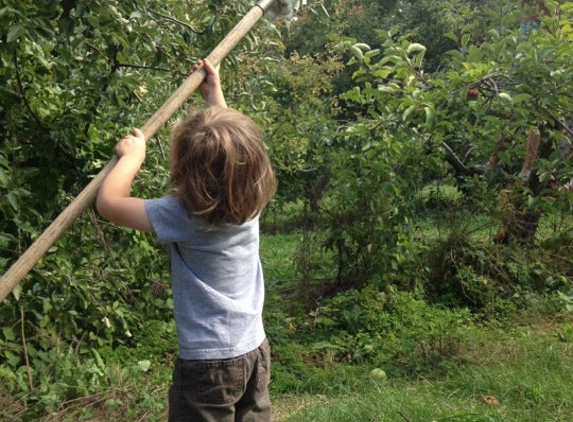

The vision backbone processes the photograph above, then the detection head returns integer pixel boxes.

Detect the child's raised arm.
[96,128,153,232]
[192,58,227,108]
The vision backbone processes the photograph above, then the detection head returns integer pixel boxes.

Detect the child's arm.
[193,58,227,108]
[96,128,153,232]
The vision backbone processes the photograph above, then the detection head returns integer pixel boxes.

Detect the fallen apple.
[370,368,387,381]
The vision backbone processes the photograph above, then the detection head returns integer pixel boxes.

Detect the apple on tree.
[467,88,479,99]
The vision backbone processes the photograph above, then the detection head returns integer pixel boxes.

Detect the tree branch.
[142,7,204,34]
[116,62,175,73]
[440,141,474,175]
[13,49,49,131]
[20,306,34,392]
[440,141,512,182]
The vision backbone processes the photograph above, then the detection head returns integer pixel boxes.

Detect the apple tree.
[305,0,572,290]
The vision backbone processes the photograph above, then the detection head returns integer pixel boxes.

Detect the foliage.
[0,209,172,414]
[0,0,270,268]
[235,51,342,211]
[3,227,573,420]
[290,0,573,291]
[2,0,573,419]
[422,226,572,314]
[277,321,573,422]
[303,286,472,373]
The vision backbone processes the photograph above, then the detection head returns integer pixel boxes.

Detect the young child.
[96,58,276,422]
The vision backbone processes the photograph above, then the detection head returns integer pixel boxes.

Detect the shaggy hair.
[169,107,276,226]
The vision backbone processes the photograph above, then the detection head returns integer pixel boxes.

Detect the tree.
[297,0,572,291]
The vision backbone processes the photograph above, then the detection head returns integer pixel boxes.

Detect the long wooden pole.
[0,1,275,303]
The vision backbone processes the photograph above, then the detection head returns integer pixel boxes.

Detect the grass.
[261,232,301,290]
[274,316,573,422]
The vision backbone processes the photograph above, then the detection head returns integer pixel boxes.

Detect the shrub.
[303,285,472,374]
[423,231,573,315]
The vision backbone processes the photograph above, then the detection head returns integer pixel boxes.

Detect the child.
[96,58,276,422]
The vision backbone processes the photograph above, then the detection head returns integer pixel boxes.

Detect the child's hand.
[114,128,146,164]
[191,58,227,108]
[192,58,221,93]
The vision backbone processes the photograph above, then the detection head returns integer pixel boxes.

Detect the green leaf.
[424,105,435,126]
[364,49,380,58]
[402,105,416,121]
[487,29,500,40]
[11,284,22,301]
[461,33,471,48]
[372,68,393,79]
[350,45,364,61]
[341,86,362,103]
[7,23,24,43]
[353,43,370,51]
[91,349,105,369]
[498,92,513,105]
[7,192,18,210]
[137,360,151,372]
[2,326,16,342]
[514,93,531,104]
[407,43,426,54]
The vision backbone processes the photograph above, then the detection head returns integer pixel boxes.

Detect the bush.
[423,231,573,315]
[300,285,472,375]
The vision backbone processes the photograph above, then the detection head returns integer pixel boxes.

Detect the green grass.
[261,232,301,290]
[274,318,573,422]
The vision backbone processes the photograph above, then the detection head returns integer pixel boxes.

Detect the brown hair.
[169,106,276,226]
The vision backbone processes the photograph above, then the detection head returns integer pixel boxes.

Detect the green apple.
[370,368,387,381]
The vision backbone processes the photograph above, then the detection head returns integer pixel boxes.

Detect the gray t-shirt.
[145,195,266,360]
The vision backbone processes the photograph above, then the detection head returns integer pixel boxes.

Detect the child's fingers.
[203,59,220,76]
[131,128,144,139]
[190,58,219,79]
[190,59,203,74]
[117,129,144,150]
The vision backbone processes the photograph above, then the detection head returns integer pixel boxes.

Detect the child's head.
[169,106,276,226]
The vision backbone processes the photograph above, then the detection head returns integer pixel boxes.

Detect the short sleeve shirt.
[145,195,266,360]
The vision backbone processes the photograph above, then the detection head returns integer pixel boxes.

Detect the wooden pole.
[0,3,269,303]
